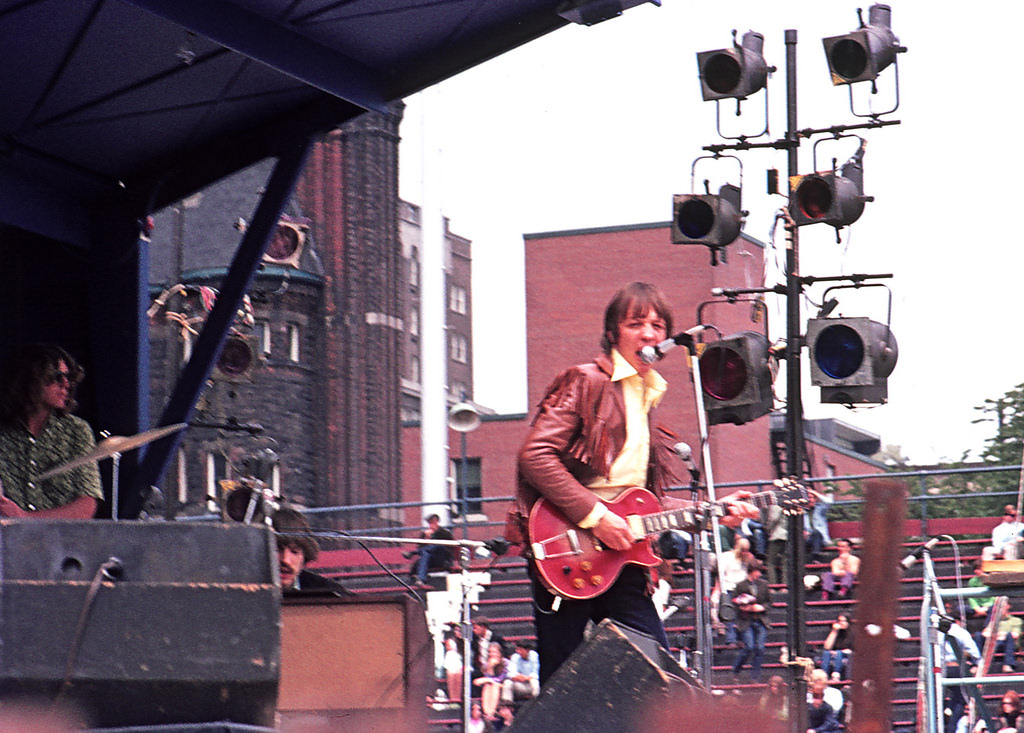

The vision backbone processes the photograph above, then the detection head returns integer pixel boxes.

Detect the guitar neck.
[639,490,781,538]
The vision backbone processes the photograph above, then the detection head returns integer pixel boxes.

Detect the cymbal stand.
[110,450,122,521]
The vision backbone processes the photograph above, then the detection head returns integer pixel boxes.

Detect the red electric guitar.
[528,479,811,601]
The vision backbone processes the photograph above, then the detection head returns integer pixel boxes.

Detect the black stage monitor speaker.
[509,618,703,732]
[0,520,280,729]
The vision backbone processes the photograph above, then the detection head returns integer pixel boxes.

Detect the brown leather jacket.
[516,353,685,526]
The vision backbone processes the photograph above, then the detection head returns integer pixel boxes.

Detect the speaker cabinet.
[278,593,431,733]
[509,619,702,732]
[0,520,279,729]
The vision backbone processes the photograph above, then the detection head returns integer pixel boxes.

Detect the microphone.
[672,442,701,480]
[639,325,707,364]
[901,536,941,569]
[476,537,510,559]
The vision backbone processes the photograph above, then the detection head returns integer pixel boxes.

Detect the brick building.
[147,106,475,523]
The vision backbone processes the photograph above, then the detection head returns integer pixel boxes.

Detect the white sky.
[398,1,1023,466]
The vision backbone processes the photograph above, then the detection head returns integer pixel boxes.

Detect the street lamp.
[448,400,481,537]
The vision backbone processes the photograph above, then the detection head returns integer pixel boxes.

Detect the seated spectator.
[976,602,1022,673]
[405,513,455,588]
[993,689,1022,732]
[989,505,1024,560]
[501,640,540,704]
[807,688,842,733]
[820,613,854,681]
[473,641,507,721]
[966,560,997,638]
[807,668,845,724]
[466,702,493,733]
[821,538,859,600]
[757,675,790,733]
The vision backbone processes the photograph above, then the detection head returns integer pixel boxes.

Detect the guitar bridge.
[531,529,581,561]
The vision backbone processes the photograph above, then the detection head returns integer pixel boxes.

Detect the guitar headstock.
[772,476,813,515]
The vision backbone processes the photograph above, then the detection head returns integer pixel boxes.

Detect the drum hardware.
[34,423,186,521]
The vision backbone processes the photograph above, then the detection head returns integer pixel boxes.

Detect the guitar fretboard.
[639,489,792,538]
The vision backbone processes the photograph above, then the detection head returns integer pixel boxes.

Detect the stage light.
[790,139,869,230]
[698,331,774,425]
[806,316,898,404]
[823,4,902,86]
[672,183,744,251]
[697,31,769,101]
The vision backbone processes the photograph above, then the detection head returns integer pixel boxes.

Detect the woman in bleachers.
[473,641,507,722]
[820,612,854,681]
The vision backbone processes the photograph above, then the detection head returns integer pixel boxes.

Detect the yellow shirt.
[578,348,667,528]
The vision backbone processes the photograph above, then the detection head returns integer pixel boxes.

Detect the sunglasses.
[48,371,73,386]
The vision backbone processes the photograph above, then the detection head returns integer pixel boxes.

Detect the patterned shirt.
[0,414,104,511]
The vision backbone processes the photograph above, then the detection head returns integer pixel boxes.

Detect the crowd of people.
[429,616,540,729]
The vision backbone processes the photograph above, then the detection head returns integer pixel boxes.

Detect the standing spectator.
[443,635,463,702]
[714,534,753,640]
[821,538,860,600]
[805,489,834,562]
[501,640,540,704]
[989,505,1024,560]
[762,503,788,586]
[820,613,854,681]
[405,513,455,588]
[473,641,507,721]
[977,602,1022,674]
[732,560,772,682]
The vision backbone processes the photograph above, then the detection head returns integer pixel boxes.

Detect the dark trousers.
[530,564,668,686]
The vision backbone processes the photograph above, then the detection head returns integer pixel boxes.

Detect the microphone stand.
[685,344,725,690]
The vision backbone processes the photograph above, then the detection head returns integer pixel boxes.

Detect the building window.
[255,319,271,356]
[409,249,420,286]
[287,323,300,363]
[409,307,419,336]
[450,333,468,364]
[449,285,467,314]
[411,355,420,382]
[452,457,482,515]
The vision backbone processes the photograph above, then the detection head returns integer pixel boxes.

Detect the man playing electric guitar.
[516,282,759,685]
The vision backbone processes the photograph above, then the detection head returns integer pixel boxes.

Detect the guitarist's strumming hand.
[592,510,637,552]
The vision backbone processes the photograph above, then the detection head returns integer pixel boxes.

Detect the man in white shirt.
[990,505,1024,559]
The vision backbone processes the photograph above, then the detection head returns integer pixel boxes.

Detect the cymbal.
[34,423,187,481]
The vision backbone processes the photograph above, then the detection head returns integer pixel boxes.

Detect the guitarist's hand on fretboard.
[592,511,636,551]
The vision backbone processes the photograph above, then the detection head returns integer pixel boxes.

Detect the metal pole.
[783,28,809,733]
[460,431,470,539]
